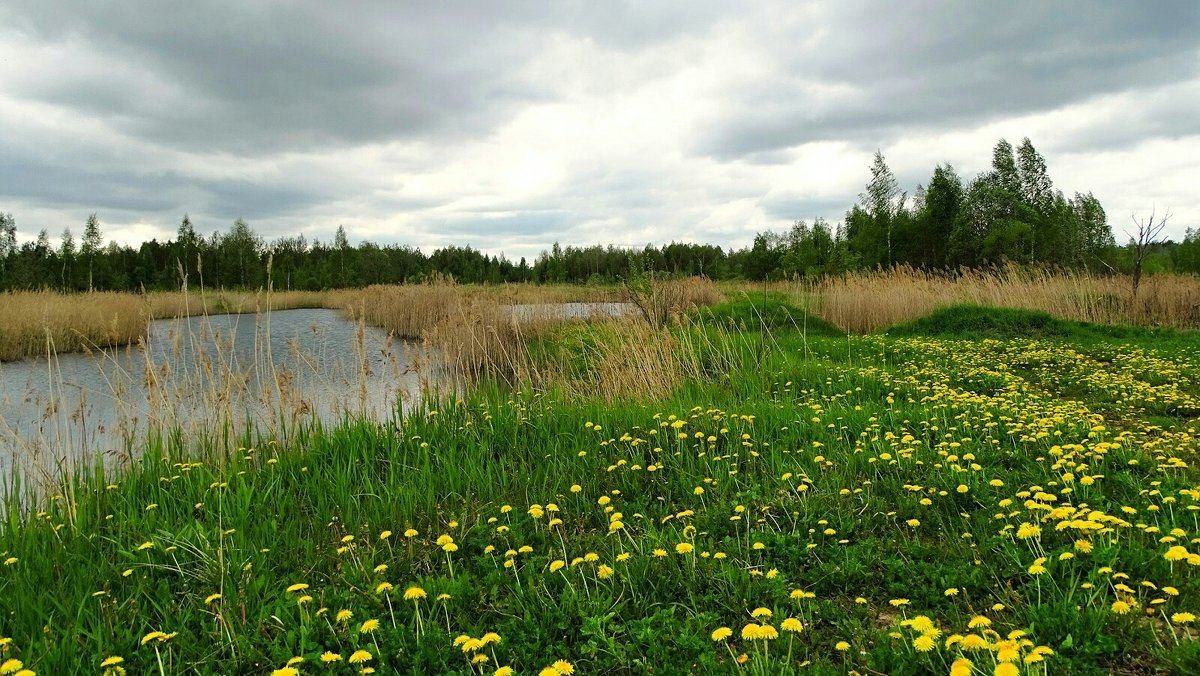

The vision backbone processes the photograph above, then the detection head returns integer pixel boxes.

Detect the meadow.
[2,289,1200,675]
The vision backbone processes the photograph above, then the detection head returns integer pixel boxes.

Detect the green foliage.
[3,320,1200,673]
[696,293,843,336]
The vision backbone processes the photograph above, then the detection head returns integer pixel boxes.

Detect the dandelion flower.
[100,657,124,667]
[1172,612,1196,624]
[835,641,850,651]
[1111,600,1132,615]
[336,609,353,622]
[675,543,694,555]
[552,660,575,674]
[751,607,773,619]
[968,615,991,629]
[404,586,427,601]
[0,661,22,675]
[781,617,803,633]
[320,652,342,663]
[712,627,732,642]
[959,634,989,651]
[950,658,973,676]
[286,583,309,593]
[348,650,372,664]
[994,663,1019,676]
[360,618,380,633]
[913,634,936,652]
[1165,545,1190,562]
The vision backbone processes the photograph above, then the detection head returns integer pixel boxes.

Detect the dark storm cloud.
[1,1,732,155]
[698,1,1200,158]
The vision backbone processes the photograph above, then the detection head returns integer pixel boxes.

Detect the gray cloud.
[1,0,1197,254]
[698,1,1200,158]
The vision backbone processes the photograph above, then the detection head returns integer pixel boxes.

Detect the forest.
[1,137,1196,292]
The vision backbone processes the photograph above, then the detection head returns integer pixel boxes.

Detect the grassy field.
[2,298,1200,674]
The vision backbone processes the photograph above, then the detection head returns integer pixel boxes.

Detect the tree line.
[0,137,1195,292]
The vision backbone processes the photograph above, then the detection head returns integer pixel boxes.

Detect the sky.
[1,1,1197,261]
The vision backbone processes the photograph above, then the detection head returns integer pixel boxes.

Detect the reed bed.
[0,285,625,362]
[626,276,725,327]
[800,266,1200,333]
[0,290,148,361]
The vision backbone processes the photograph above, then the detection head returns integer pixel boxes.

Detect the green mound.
[887,303,1187,342]
[696,293,844,336]
[887,304,1069,339]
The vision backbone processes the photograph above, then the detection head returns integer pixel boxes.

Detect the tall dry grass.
[0,291,148,361]
[625,276,726,327]
[0,289,348,361]
[343,283,553,383]
[0,285,625,362]
[803,265,1200,333]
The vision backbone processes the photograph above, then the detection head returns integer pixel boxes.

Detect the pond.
[0,308,428,483]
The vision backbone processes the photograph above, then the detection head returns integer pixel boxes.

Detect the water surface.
[0,308,425,481]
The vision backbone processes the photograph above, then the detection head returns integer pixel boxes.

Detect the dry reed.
[626,276,725,327]
[800,265,1200,333]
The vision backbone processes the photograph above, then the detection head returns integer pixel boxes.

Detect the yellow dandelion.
[348,649,372,664]
[913,634,936,652]
[712,627,733,641]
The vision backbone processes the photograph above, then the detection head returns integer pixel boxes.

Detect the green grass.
[2,309,1200,674]
[695,293,843,336]
[888,303,1190,344]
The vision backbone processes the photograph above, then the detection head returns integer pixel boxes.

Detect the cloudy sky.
[1,1,1197,260]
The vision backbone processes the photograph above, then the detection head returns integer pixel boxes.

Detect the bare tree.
[1126,207,1171,300]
